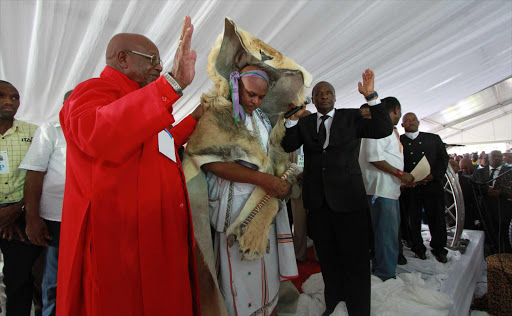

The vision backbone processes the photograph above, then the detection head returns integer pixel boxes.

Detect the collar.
[490,165,502,171]
[2,119,27,137]
[404,131,420,140]
[101,66,141,93]
[11,119,25,132]
[317,108,335,120]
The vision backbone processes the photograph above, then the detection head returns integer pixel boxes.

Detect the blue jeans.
[42,220,60,316]
[368,196,400,281]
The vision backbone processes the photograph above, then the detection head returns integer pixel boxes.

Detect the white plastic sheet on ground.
[295,272,453,316]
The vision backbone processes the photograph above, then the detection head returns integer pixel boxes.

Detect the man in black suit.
[472,150,512,253]
[458,158,480,229]
[281,69,392,316]
[400,113,449,263]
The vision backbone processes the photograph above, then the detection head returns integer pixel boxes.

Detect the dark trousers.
[400,186,448,255]
[308,200,370,315]
[477,195,512,254]
[0,239,43,316]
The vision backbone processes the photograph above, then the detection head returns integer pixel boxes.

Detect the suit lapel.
[328,110,342,147]
[306,114,320,143]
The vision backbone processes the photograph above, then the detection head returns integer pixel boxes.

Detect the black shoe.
[414,251,427,260]
[398,253,407,265]
[433,251,448,263]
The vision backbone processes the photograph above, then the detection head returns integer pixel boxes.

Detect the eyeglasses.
[124,49,163,67]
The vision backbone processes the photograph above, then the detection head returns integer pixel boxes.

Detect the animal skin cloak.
[58,66,200,316]
[183,18,312,315]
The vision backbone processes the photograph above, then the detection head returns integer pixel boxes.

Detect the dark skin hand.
[24,170,50,246]
[418,173,434,185]
[404,173,434,187]
[25,215,49,246]
[202,162,291,198]
[0,204,23,228]
[0,220,26,241]
[370,161,414,184]
[488,188,501,197]
[286,103,311,121]
[296,172,303,186]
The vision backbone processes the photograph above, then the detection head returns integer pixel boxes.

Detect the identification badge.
[158,129,176,162]
[0,151,10,174]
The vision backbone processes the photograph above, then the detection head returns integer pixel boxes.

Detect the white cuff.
[285,119,298,128]
[368,98,381,106]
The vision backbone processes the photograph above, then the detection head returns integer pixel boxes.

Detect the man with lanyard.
[58,16,203,316]
[202,65,292,316]
[0,80,41,316]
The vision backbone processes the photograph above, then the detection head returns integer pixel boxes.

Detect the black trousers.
[308,199,370,315]
[0,238,43,316]
[400,185,448,255]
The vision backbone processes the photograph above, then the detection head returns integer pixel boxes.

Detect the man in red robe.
[57,16,202,316]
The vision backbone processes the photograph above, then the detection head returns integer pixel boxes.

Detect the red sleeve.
[61,76,181,163]
[170,115,197,149]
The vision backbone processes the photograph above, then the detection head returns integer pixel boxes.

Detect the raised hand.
[171,16,197,89]
[358,68,375,97]
[286,103,307,121]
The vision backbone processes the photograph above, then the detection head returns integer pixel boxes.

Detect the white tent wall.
[442,112,512,145]
[1,0,511,144]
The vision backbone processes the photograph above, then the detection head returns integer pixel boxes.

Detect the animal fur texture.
[185,99,291,260]
[182,17,311,315]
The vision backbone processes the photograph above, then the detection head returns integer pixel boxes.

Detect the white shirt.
[316,109,335,148]
[285,98,381,149]
[359,128,404,199]
[404,131,419,140]
[18,122,66,221]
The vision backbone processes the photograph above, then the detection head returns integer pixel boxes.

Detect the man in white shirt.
[19,90,71,316]
[359,97,414,281]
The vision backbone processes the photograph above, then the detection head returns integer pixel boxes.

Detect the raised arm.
[355,69,392,139]
[60,78,179,163]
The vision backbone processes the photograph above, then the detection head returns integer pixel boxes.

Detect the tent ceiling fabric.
[1,0,511,145]
[426,77,512,145]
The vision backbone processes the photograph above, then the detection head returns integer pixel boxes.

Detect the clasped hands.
[261,174,291,199]
[404,173,434,188]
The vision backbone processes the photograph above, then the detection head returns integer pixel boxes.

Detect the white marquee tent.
[1,0,511,148]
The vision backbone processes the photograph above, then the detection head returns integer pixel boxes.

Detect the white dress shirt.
[489,165,502,188]
[18,122,66,221]
[359,128,404,199]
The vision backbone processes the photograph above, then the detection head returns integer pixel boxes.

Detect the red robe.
[57,66,200,316]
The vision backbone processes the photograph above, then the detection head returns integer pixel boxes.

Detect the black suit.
[282,102,392,315]
[472,165,512,253]
[458,172,479,229]
[400,132,449,256]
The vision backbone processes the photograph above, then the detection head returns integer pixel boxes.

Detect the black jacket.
[282,102,392,212]
[400,132,449,195]
[472,165,512,198]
